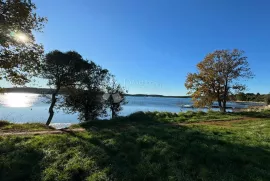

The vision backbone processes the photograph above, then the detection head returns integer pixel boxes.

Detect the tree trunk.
[46,87,60,125]
[84,105,90,122]
[218,100,223,112]
[217,94,223,112]
[221,79,228,113]
[112,109,116,118]
[222,101,227,113]
[111,103,118,119]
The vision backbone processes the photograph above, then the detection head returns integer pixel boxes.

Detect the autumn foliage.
[185,49,253,112]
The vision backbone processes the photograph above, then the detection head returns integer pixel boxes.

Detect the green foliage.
[0,0,47,85]
[62,61,109,122]
[105,76,127,118]
[265,94,270,105]
[1,111,270,181]
[0,120,10,127]
[41,50,92,125]
[64,90,107,122]
[236,92,247,101]
[41,50,89,88]
[235,92,266,102]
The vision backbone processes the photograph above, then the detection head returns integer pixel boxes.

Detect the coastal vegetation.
[1,110,270,181]
[0,121,54,132]
[266,94,270,105]
[0,1,270,181]
[185,49,253,113]
[234,92,269,103]
[41,50,93,125]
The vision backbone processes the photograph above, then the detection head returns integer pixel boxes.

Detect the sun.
[15,33,29,43]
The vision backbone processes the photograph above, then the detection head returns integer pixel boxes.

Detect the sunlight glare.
[1,93,38,108]
[15,33,29,43]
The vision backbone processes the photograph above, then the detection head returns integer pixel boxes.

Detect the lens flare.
[15,32,29,43]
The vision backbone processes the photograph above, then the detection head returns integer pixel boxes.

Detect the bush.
[0,121,11,127]
[265,94,270,105]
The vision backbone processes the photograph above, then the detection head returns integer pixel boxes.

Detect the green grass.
[0,111,270,181]
[154,110,242,123]
[0,121,54,132]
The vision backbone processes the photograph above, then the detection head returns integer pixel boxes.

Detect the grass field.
[0,111,270,181]
[0,121,54,132]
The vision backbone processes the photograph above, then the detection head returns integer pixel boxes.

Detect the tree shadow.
[73,112,270,181]
[0,137,44,181]
[233,110,270,118]
[1,111,269,181]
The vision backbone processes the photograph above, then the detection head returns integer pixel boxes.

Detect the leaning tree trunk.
[46,87,60,125]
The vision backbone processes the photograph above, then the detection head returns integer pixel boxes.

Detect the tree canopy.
[185,49,253,112]
[41,50,89,125]
[105,76,127,118]
[0,0,47,85]
[62,61,109,122]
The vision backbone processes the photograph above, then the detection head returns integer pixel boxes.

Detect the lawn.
[0,111,270,181]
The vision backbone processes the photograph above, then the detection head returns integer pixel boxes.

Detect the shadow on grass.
[0,111,270,181]
[234,110,270,118]
[74,112,270,181]
[0,137,43,181]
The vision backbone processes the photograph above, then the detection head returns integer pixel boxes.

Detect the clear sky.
[2,0,270,95]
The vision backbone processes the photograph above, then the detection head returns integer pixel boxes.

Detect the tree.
[41,50,88,125]
[236,92,247,101]
[62,61,109,122]
[0,0,47,85]
[64,89,107,122]
[105,76,127,118]
[185,49,253,113]
[265,94,270,106]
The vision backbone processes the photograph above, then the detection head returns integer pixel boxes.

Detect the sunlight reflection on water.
[0,93,265,128]
[0,93,39,108]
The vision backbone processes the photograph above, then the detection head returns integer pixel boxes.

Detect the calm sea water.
[0,93,263,128]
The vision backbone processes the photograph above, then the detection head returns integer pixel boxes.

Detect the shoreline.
[234,101,265,104]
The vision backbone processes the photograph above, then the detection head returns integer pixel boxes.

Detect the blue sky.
[2,0,270,95]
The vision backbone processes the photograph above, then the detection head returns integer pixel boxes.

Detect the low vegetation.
[265,94,270,105]
[234,92,267,102]
[1,111,270,181]
[0,121,54,132]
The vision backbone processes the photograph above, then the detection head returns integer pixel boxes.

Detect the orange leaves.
[185,49,253,110]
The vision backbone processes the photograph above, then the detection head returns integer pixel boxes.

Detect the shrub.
[0,121,11,127]
[265,94,270,105]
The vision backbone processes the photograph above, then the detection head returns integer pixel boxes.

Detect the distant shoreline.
[1,87,191,98]
[235,101,265,104]
[125,94,190,98]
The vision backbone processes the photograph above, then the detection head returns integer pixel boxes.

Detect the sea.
[0,93,264,128]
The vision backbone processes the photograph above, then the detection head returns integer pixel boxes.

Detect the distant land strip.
[1,87,191,98]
